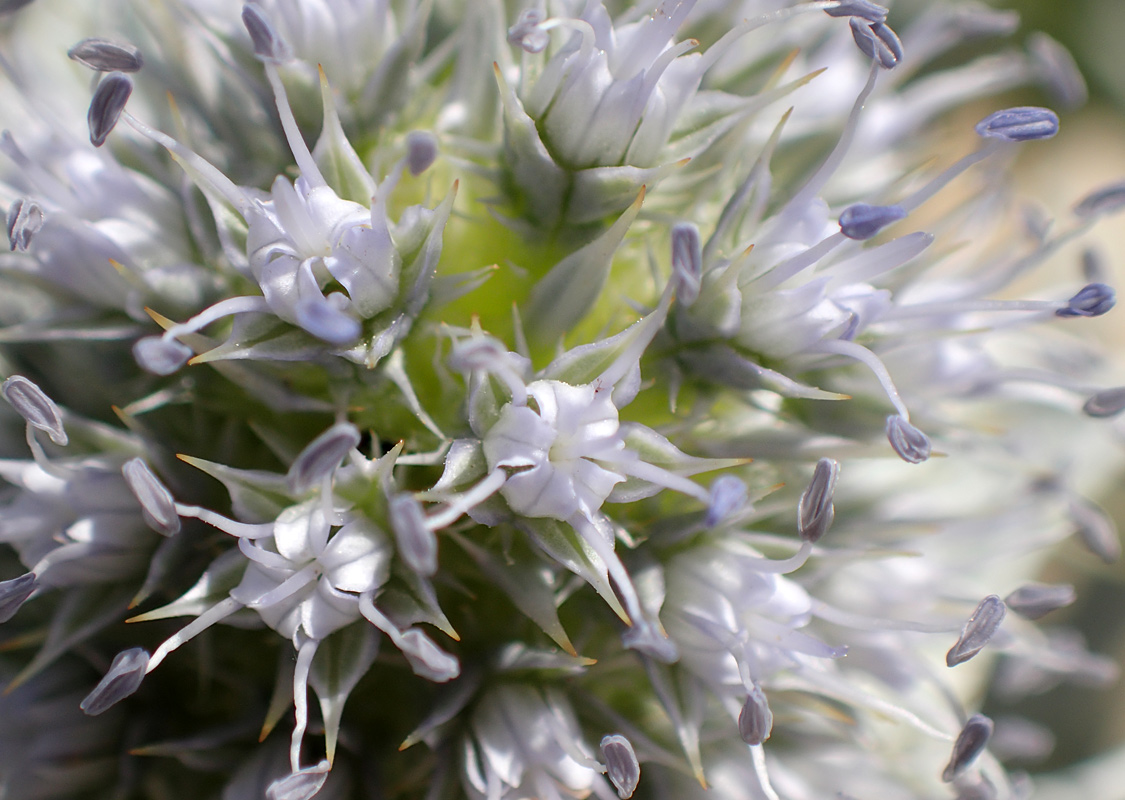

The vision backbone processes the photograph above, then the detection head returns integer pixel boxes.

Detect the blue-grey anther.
[838,203,906,240]
[405,131,439,177]
[0,0,36,15]
[2,375,67,445]
[825,0,887,22]
[80,647,150,715]
[1083,387,1125,418]
[798,457,839,543]
[0,572,38,623]
[974,107,1059,142]
[600,734,640,800]
[671,222,702,306]
[946,595,1005,667]
[1055,283,1116,318]
[1068,498,1120,564]
[706,474,747,527]
[266,760,330,800]
[885,415,930,464]
[68,37,144,72]
[397,629,460,681]
[738,683,773,745]
[942,714,994,782]
[87,72,132,147]
[1073,182,1125,219]
[1004,582,1076,621]
[133,336,193,376]
[507,8,549,54]
[122,457,181,537]
[390,493,437,576]
[241,3,292,64]
[1028,33,1087,111]
[287,422,361,494]
[6,197,44,251]
[849,18,903,69]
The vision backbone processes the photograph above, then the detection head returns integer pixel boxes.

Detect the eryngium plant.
[0,0,1123,798]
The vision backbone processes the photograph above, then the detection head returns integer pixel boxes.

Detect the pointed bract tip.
[975,107,1059,142]
[886,415,930,464]
[600,734,640,799]
[2,375,67,445]
[80,647,150,715]
[88,72,132,147]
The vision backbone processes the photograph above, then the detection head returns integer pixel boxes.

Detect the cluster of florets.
[0,1,1123,800]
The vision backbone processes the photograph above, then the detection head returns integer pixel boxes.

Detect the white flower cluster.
[0,1,1123,799]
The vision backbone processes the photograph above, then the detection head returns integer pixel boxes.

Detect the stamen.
[266,760,331,800]
[1067,498,1120,563]
[0,572,37,623]
[359,592,460,681]
[942,714,994,782]
[290,636,318,771]
[946,595,1005,667]
[1083,387,1125,417]
[1028,33,1086,110]
[6,197,44,251]
[176,504,279,539]
[1,375,67,445]
[1004,582,1076,620]
[244,565,318,609]
[262,64,325,187]
[68,37,144,72]
[600,734,640,800]
[885,414,931,464]
[390,494,438,577]
[146,596,242,671]
[738,683,773,745]
[706,475,747,527]
[814,339,910,419]
[80,647,150,715]
[838,203,907,240]
[975,107,1059,142]
[132,338,191,376]
[425,469,508,531]
[1055,283,1115,317]
[825,0,887,21]
[287,422,360,495]
[241,3,292,64]
[798,458,839,543]
[405,131,439,177]
[1074,182,1125,219]
[507,8,549,53]
[671,223,702,307]
[849,18,904,69]
[122,458,181,536]
[88,72,132,147]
